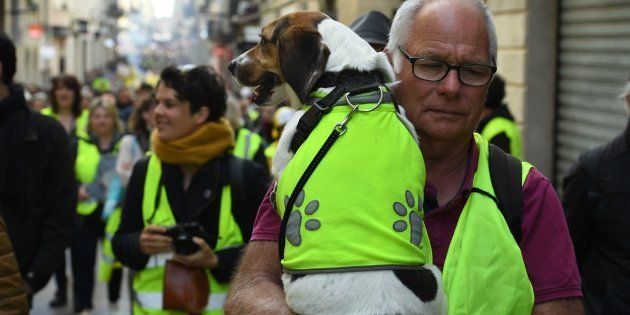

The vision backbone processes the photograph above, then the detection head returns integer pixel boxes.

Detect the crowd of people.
[0,0,628,314]
[0,32,288,314]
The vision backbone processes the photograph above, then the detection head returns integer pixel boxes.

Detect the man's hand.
[533,298,584,315]
[225,241,294,315]
[77,185,91,201]
[139,225,172,255]
[173,237,218,269]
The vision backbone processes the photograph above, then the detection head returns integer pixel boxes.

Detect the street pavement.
[31,250,132,315]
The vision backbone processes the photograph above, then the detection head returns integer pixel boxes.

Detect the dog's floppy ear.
[279,27,330,103]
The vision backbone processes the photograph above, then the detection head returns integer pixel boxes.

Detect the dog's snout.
[227,60,237,75]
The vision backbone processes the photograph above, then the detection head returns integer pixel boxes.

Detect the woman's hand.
[173,237,218,269]
[78,185,91,201]
[139,225,172,255]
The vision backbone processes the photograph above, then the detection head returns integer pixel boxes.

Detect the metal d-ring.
[344,85,385,112]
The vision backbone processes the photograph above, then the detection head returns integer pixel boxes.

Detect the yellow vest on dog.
[276,102,432,273]
[442,134,534,314]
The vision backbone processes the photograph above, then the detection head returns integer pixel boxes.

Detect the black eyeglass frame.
[397,45,497,87]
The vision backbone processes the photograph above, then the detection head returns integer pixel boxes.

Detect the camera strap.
[146,173,164,225]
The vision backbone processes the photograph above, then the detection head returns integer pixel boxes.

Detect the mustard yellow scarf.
[152,119,234,166]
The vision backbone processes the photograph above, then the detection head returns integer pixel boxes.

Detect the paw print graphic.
[284,190,321,247]
[392,190,424,246]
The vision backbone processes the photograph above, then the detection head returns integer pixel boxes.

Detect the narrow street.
[31,251,132,315]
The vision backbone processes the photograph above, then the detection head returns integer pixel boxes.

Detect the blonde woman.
[72,97,124,314]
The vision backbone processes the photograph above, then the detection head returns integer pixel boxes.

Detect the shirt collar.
[424,137,479,212]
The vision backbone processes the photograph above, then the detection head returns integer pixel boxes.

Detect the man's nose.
[437,69,462,97]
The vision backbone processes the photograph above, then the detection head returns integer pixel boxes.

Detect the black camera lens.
[172,233,198,255]
[166,222,204,255]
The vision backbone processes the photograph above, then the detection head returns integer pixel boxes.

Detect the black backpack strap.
[488,144,523,243]
[228,155,247,215]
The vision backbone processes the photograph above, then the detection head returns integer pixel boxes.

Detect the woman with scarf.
[112,66,268,314]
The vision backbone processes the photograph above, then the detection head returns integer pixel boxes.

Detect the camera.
[165,222,205,255]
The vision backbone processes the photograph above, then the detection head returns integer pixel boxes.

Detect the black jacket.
[112,154,268,283]
[563,118,630,314]
[0,85,76,293]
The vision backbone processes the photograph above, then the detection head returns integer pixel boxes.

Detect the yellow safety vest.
[276,102,431,273]
[98,207,122,282]
[480,116,523,159]
[442,133,534,314]
[233,128,263,161]
[41,108,90,138]
[133,155,244,314]
[264,141,277,172]
[74,137,122,216]
[75,138,100,216]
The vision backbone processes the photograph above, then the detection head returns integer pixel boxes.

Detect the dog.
[229,11,447,314]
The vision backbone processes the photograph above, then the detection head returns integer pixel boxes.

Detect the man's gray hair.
[387,0,498,73]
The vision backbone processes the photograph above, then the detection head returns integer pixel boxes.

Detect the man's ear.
[279,27,330,104]
[193,106,210,124]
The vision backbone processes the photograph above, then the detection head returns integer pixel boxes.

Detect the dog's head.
[228,11,331,107]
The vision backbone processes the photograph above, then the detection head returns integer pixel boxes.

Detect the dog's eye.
[259,36,267,45]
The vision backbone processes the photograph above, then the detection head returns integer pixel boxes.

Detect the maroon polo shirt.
[250,142,583,304]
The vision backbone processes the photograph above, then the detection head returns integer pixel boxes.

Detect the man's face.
[394,1,491,143]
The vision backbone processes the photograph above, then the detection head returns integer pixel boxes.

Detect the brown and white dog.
[229,11,446,314]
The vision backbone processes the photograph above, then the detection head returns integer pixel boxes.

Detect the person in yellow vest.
[91,76,111,95]
[111,65,268,314]
[225,1,584,314]
[263,106,296,172]
[225,93,268,173]
[476,74,523,159]
[42,74,90,139]
[45,74,90,308]
[71,97,125,314]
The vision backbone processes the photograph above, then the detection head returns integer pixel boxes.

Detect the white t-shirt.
[115,134,145,187]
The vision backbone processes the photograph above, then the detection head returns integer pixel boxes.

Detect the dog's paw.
[393,190,424,246]
[285,190,321,246]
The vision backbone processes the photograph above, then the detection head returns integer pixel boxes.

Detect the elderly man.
[225,0,583,314]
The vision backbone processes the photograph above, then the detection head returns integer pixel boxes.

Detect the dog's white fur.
[283,267,447,315]
[257,16,446,315]
[318,19,396,83]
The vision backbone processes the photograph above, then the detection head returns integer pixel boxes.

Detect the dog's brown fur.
[230,11,331,103]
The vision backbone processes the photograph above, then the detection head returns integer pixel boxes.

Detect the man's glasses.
[397,45,496,87]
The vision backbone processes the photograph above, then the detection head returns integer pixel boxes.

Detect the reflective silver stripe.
[244,132,252,159]
[147,252,173,268]
[135,292,226,311]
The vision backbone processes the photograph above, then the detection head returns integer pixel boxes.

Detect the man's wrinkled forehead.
[411,0,489,59]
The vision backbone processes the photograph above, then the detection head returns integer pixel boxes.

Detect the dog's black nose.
[227,60,236,75]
